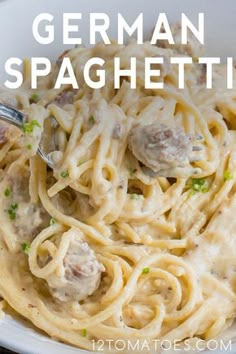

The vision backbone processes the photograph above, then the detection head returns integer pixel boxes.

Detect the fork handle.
[0,103,24,128]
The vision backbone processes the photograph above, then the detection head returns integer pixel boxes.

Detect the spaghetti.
[0,28,236,352]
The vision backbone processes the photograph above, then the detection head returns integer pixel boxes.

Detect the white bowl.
[0,0,236,352]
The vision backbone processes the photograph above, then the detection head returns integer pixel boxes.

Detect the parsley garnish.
[60,171,69,178]
[26,144,32,150]
[7,203,18,220]
[130,193,140,200]
[22,120,41,134]
[21,242,30,254]
[224,170,233,181]
[142,267,150,274]
[188,178,209,194]
[88,115,95,125]
[81,329,87,337]
[4,187,11,197]
[129,168,137,177]
[30,93,40,104]
[50,218,57,226]
[77,160,85,167]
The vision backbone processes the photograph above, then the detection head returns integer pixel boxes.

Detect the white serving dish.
[0,0,236,352]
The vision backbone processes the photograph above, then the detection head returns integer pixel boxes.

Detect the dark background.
[0,348,17,353]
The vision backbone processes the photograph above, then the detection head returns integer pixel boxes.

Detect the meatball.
[0,90,18,108]
[14,202,49,240]
[0,124,9,147]
[128,123,192,174]
[54,90,75,107]
[4,168,50,242]
[47,238,104,302]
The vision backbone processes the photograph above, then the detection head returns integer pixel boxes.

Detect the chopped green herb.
[188,178,209,194]
[129,168,137,177]
[60,170,69,178]
[7,203,18,220]
[130,193,140,200]
[88,115,95,125]
[26,144,32,150]
[142,267,150,274]
[81,329,87,337]
[30,93,40,103]
[77,160,85,167]
[188,190,196,197]
[4,187,11,197]
[21,242,30,254]
[224,170,233,181]
[22,120,41,134]
[50,218,57,226]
